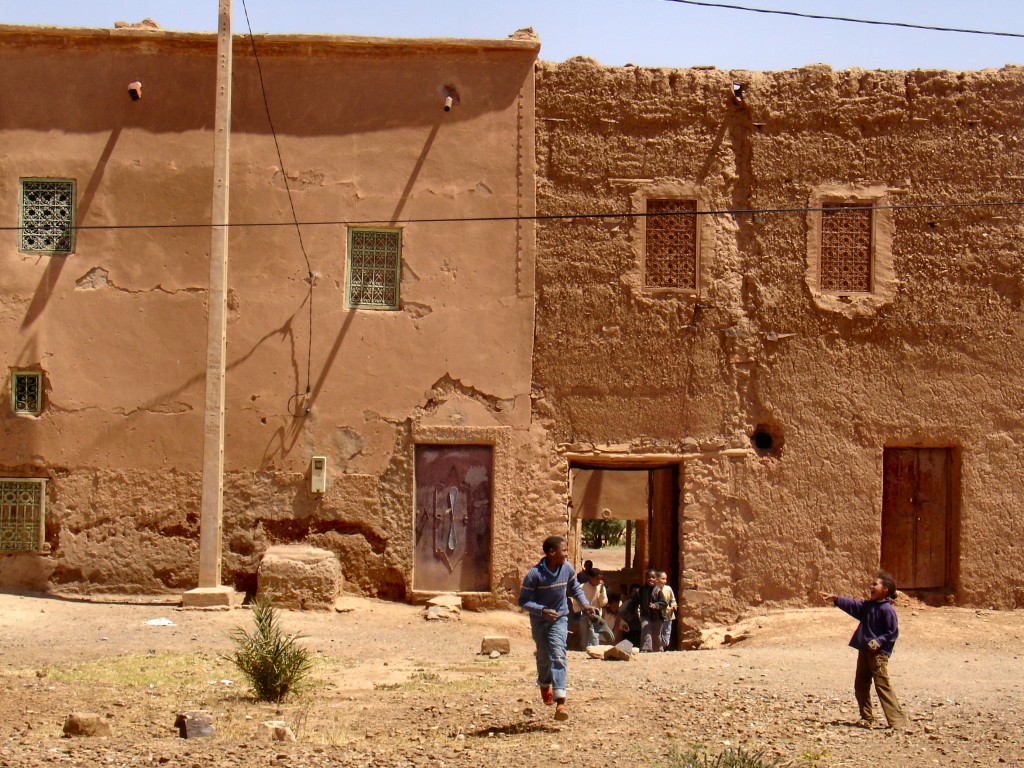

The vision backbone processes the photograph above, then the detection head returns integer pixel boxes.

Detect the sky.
[3,0,1024,72]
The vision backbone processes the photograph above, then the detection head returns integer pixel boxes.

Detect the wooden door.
[881,448,952,589]
[648,466,680,649]
[647,467,679,581]
[414,445,492,592]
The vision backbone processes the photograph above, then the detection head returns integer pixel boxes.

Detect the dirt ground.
[0,590,1021,768]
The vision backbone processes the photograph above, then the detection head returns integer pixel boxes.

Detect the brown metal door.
[414,445,492,592]
[881,448,951,589]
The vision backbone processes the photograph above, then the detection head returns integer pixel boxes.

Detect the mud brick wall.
[535,59,1024,619]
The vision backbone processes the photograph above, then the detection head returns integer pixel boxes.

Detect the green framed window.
[11,371,42,415]
[20,179,76,254]
[0,478,46,553]
[346,227,401,310]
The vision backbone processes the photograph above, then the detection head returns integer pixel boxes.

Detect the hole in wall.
[750,422,784,457]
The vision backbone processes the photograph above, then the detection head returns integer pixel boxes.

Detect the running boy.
[821,571,909,730]
[519,535,594,722]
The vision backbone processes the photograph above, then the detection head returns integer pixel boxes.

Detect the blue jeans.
[530,614,568,700]
[659,618,673,650]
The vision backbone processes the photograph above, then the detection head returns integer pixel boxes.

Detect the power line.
[7,198,1024,234]
[240,0,314,401]
[662,0,1024,39]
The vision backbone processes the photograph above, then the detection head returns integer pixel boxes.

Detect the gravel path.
[0,592,1021,767]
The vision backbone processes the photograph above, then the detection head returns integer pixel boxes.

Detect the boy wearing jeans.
[822,571,910,731]
[519,535,594,721]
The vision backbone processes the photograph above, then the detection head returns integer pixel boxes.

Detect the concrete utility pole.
[184,0,236,608]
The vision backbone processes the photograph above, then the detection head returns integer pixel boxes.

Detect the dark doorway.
[569,462,681,647]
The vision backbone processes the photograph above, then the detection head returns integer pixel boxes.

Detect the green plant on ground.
[38,652,228,688]
[226,593,314,703]
[801,748,830,766]
[655,744,782,768]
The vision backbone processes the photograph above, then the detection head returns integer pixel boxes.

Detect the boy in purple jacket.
[822,571,909,730]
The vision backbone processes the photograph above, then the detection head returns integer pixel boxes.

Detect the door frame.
[566,454,683,643]
[410,424,514,600]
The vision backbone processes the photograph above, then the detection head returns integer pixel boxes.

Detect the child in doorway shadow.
[657,570,677,651]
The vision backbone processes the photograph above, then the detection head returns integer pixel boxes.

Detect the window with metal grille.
[645,198,697,290]
[347,228,401,309]
[820,203,873,292]
[11,372,42,415]
[0,479,46,553]
[20,179,76,254]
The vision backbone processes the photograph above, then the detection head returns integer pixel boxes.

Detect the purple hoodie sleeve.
[834,596,865,620]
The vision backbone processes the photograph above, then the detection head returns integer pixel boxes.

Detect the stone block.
[181,586,243,609]
[427,594,463,610]
[604,640,634,661]
[258,720,297,742]
[62,713,112,737]
[480,635,510,655]
[175,710,215,739]
[257,545,344,610]
[424,604,459,621]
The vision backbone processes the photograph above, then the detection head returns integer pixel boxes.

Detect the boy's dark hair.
[542,535,567,554]
[589,568,603,579]
[878,571,897,599]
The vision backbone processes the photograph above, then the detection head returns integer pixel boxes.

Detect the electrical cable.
[661,0,1024,39]
[8,198,1024,233]
[240,0,314,406]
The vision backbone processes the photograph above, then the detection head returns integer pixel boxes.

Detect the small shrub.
[656,745,781,768]
[226,593,314,702]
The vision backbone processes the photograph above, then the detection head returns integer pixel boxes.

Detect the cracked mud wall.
[0,27,542,600]
[535,59,1024,620]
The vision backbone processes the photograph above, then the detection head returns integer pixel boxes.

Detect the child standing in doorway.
[821,571,910,731]
[656,571,677,651]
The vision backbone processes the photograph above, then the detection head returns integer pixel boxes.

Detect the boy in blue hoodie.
[822,571,909,730]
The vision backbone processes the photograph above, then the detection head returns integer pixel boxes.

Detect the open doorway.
[568,462,680,648]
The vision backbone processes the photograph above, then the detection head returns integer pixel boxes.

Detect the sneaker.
[854,718,875,729]
[540,686,553,706]
[554,703,569,722]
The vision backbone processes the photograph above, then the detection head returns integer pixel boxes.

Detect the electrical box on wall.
[310,455,327,494]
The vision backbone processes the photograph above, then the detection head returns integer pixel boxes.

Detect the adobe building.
[535,58,1024,641]
[0,23,549,603]
[3,21,1024,636]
